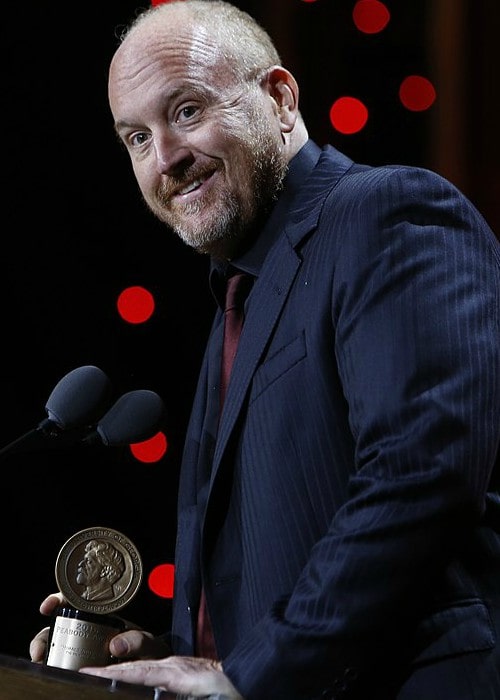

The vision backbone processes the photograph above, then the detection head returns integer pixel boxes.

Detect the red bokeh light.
[130,431,168,463]
[117,286,155,324]
[148,563,175,598]
[353,0,390,34]
[329,97,369,134]
[399,75,436,112]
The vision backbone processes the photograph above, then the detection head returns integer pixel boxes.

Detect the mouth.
[172,170,216,202]
[178,176,207,195]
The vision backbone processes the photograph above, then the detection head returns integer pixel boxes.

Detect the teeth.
[178,177,205,195]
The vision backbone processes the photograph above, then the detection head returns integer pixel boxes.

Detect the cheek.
[132,162,157,198]
[205,109,251,152]
[229,152,254,186]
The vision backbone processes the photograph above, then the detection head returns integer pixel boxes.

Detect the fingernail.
[111,637,128,656]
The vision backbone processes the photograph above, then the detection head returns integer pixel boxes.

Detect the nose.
[154,131,194,175]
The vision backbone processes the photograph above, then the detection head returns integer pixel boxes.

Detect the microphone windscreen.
[96,390,166,446]
[45,366,113,429]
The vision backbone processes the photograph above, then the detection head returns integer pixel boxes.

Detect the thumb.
[40,592,67,615]
[110,628,171,660]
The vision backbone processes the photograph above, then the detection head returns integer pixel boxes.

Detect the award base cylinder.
[45,606,125,671]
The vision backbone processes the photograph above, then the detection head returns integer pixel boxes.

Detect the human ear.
[264,66,299,133]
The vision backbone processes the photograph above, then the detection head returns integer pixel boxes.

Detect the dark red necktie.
[219,271,252,406]
[196,271,252,660]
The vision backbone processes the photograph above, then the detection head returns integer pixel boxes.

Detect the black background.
[1,0,498,658]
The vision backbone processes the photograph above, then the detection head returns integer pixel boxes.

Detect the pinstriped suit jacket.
[171,144,500,699]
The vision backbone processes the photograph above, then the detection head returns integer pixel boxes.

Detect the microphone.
[82,389,166,447]
[0,365,113,457]
[40,365,114,433]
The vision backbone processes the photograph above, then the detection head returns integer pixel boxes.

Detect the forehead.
[109,16,234,100]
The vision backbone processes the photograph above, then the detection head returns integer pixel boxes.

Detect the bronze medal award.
[45,526,143,671]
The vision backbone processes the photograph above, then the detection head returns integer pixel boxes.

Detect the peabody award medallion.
[45,526,143,672]
[55,526,143,615]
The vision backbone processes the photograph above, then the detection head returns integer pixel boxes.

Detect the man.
[30,1,500,698]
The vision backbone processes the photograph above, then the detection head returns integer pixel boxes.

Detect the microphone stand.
[0,421,90,459]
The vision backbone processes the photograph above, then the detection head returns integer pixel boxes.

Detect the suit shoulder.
[327,157,493,234]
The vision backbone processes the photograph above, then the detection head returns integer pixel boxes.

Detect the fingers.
[39,592,66,615]
[80,656,243,698]
[30,593,66,663]
[109,629,171,660]
[29,626,50,663]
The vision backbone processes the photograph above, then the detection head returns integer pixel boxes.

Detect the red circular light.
[148,563,175,598]
[130,432,168,463]
[353,0,390,34]
[117,286,155,324]
[399,75,436,112]
[329,97,369,135]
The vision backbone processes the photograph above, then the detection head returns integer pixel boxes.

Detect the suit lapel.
[210,145,354,481]
[213,239,301,467]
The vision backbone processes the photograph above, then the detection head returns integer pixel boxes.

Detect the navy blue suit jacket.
[171,144,500,699]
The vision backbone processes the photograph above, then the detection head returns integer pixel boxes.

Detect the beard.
[149,109,288,259]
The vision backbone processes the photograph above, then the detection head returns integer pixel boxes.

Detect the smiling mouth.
[177,177,205,195]
[175,168,217,197]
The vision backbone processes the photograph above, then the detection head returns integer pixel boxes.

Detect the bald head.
[114,0,282,83]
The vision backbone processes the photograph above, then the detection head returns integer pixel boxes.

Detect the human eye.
[175,104,199,123]
[115,125,151,151]
[128,131,151,148]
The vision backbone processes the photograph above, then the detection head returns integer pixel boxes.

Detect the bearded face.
[150,100,288,258]
[109,15,294,260]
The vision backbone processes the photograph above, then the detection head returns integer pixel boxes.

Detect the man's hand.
[29,592,170,664]
[29,592,66,663]
[80,655,244,699]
